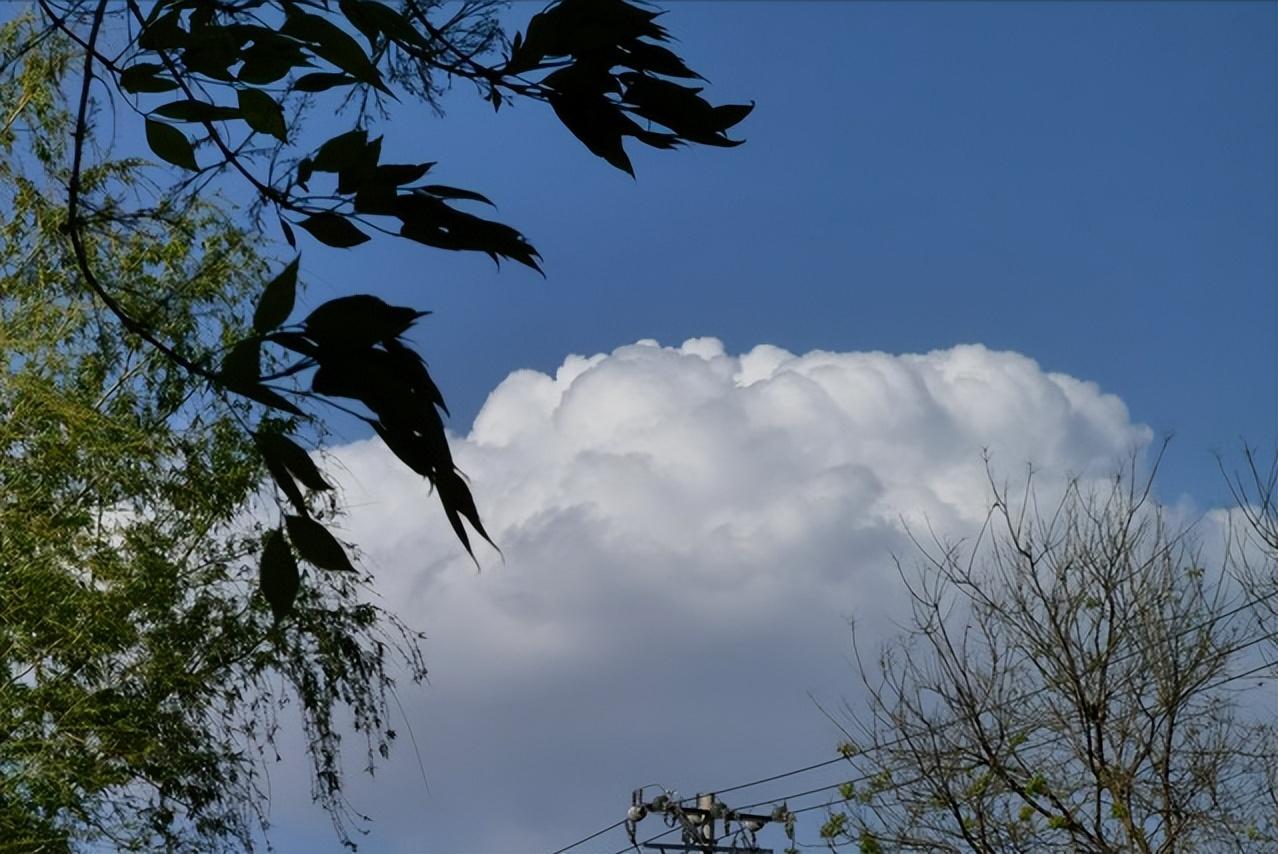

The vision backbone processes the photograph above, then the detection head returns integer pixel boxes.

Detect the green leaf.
[260,529,300,621]
[144,120,198,171]
[120,63,179,94]
[253,258,298,333]
[152,99,241,122]
[237,87,287,141]
[257,431,332,492]
[297,213,369,248]
[285,515,355,572]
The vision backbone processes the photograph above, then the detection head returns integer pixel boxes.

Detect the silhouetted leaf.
[253,258,298,333]
[219,337,261,386]
[620,39,701,79]
[311,129,371,173]
[395,193,542,271]
[543,67,634,174]
[262,451,308,516]
[304,295,424,350]
[296,158,314,190]
[297,213,369,247]
[120,63,179,93]
[620,74,751,146]
[712,102,755,130]
[293,72,358,92]
[152,99,241,122]
[384,337,448,416]
[238,41,311,84]
[285,514,355,572]
[258,431,332,492]
[283,10,385,90]
[267,331,321,359]
[237,87,287,141]
[218,340,305,415]
[341,0,433,51]
[436,468,497,563]
[260,528,300,621]
[419,185,494,207]
[180,25,239,82]
[374,162,435,186]
[137,10,186,51]
[144,120,198,171]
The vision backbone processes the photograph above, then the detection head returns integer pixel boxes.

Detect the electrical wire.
[548,818,628,854]
[689,585,1278,803]
[550,588,1278,854]
[737,651,1278,824]
[609,822,678,854]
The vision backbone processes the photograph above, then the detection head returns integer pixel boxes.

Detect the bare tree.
[824,454,1278,853]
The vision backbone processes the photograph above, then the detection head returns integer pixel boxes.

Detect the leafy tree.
[18,0,752,615]
[0,19,432,851]
[824,456,1278,852]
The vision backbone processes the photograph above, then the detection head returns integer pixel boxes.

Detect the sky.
[6,0,1271,850]
[246,2,1278,851]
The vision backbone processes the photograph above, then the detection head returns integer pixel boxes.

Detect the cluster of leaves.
[0,21,424,850]
[51,0,751,616]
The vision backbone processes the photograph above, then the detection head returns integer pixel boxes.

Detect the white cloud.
[271,339,1152,852]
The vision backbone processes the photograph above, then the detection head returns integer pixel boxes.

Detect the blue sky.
[253,3,1277,851]
[295,0,1276,508]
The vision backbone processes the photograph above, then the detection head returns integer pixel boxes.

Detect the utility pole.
[624,788,793,853]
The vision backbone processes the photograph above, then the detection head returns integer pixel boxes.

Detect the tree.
[18,0,752,616]
[823,455,1278,852]
[0,20,430,851]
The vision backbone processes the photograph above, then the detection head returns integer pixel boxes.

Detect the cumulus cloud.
[271,340,1152,852]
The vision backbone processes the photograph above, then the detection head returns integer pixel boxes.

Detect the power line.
[737,651,1278,823]
[685,587,1278,810]
[552,589,1278,854]
[548,818,628,854]
[586,648,1276,854]
[610,822,679,854]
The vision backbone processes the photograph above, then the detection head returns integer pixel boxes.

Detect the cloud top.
[292,339,1151,851]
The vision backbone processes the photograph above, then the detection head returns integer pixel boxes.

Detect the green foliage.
[0,20,424,850]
